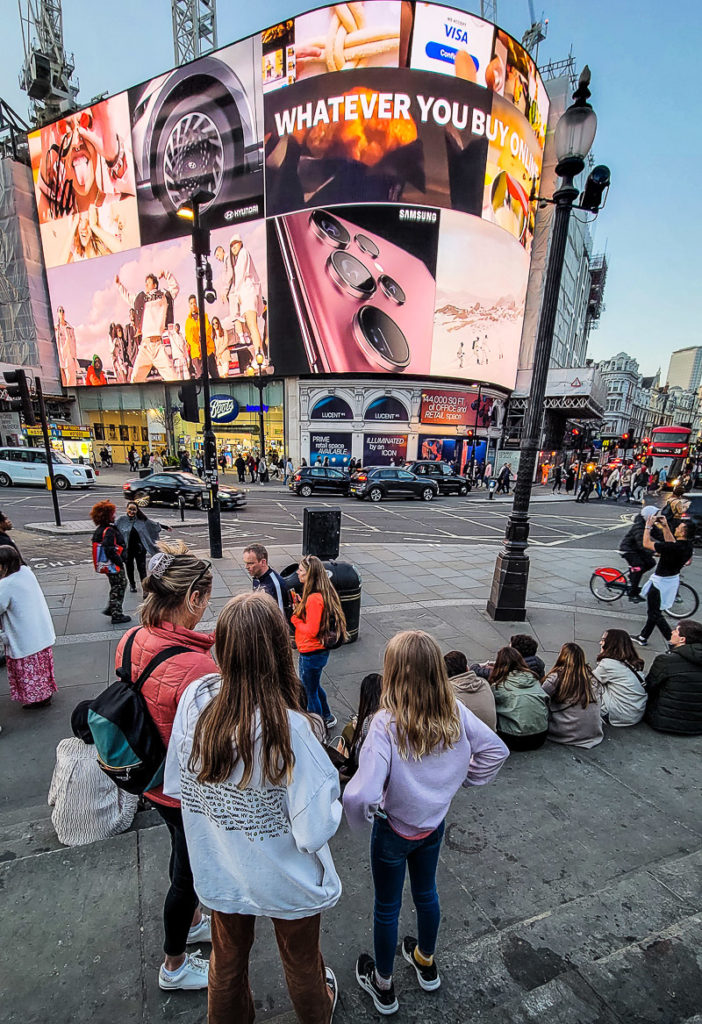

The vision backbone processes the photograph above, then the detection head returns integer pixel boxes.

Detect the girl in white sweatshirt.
[165,592,341,1024]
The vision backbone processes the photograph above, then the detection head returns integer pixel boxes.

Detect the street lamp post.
[487,68,600,621]
[254,351,266,459]
[177,190,222,558]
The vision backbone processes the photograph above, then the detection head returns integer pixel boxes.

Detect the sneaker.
[630,635,648,647]
[355,953,398,1015]
[158,950,209,990]
[102,608,111,616]
[628,595,644,604]
[324,715,338,729]
[111,614,132,625]
[402,936,441,991]
[326,966,338,1021]
[129,584,137,593]
[186,912,211,944]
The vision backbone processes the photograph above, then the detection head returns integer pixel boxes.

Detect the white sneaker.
[158,950,209,990]
[187,912,211,944]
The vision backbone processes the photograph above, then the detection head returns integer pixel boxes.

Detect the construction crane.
[172,0,218,67]
[522,0,548,58]
[480,0,497,22]
[18,0,79,126]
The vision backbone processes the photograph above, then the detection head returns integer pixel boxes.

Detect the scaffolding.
[586,253,608,332]
[172,0,218,66]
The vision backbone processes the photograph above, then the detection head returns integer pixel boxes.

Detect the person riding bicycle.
[631,514,694,648]
[619,505,658,603]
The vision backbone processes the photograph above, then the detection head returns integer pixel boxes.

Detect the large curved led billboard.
[29,2,547,391]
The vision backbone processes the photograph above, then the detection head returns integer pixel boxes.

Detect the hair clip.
[148,553,175,578]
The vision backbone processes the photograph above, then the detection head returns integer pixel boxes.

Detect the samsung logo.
[399,209,437,222]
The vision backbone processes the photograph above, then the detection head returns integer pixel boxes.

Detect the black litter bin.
[281,560,362,644]
[138,468,153,479]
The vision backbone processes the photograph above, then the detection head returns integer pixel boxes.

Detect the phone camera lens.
[327,250,375,298]
[378,274,406,305]
[354,306,410,369]
[309,210,350,248]
[355,233,380,258]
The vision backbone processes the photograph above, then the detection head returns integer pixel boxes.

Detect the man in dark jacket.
[509,634,546,678]
[242,543,292,618]
[619,504,658,601]
[645,618,702,734]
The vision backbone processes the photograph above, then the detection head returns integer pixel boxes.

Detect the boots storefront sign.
[210,395,240,423]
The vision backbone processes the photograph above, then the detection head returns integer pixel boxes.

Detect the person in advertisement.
[54,306,79,387]
[115,270,179,383]
[185,296,217,380]
[125,308,141,368]
[211,317,230,378]
[167,323,190,381]
[35,104,136,259]
[220,234,266,362]
[109,323,130,384]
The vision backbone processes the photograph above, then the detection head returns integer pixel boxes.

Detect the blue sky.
[3,0,699,377]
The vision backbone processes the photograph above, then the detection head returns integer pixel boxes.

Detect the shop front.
[24,423,93,461]
[74,384,164,464]
[173,379,285,466]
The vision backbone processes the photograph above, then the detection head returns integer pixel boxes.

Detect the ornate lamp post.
[487,68,601,620]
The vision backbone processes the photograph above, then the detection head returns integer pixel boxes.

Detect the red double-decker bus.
[642,425,691,478]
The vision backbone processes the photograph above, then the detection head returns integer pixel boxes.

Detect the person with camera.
[632,513,694,647]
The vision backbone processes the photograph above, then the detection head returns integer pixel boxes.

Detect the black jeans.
[497,729,548,751]
[126,550,147,589]
[622,550,655,596]
[151,802,199,957]
[641,583,672,642]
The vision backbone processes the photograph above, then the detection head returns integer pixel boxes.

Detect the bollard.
[488,479,497,500]
[179,495,186,522]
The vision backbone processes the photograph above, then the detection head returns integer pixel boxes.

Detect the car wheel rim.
[163,111,224,211]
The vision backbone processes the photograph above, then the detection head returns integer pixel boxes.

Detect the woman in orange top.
[291,555,347,729]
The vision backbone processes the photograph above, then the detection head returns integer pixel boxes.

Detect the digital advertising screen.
[30,2,547,392]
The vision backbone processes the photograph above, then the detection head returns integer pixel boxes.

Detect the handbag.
[93,525,123,575]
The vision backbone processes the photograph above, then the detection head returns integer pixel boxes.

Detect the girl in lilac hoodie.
[343,630,509,1015]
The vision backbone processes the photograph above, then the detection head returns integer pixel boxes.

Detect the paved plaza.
[2,496,701,1023]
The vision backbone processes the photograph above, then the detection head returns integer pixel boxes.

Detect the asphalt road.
[0,481,638,569]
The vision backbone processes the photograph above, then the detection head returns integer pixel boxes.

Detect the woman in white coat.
[0,545,56,707]
[222,234,265,359]
[594,629,647,726]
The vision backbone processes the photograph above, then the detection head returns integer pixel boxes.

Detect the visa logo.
[445,24,471,44]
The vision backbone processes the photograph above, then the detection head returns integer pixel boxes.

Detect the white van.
[0,447,96,490]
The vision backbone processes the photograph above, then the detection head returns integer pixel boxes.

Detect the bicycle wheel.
[589,570,628,603]
[666,582,699,620]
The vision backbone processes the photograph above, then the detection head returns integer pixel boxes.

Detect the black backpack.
[85,629,191,795]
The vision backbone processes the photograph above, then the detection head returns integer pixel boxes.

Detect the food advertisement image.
[431,210,530,390]
[263,67,493,217]
[128,36,264,245]
[267,203,439,376]
[482,93,543,250]
[28,92,141,269]
[46,220,267,387]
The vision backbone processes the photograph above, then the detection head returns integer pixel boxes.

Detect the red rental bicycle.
[589,561,699,618]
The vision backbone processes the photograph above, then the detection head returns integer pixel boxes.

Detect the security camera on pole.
[177,190,223,559]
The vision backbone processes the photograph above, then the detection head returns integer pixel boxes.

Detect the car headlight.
[72,470,81,476]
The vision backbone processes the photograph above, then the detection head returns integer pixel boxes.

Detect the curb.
[25,517,208,536]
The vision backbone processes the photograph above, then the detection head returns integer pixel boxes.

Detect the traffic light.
[3,369,36,425]
[580,165,611,213]
[177,381,200,423]
[621,432,630,444]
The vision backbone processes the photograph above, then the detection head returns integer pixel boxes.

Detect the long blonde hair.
[295,555,347,642]
[188,593,303,787]
[381,630,460,759]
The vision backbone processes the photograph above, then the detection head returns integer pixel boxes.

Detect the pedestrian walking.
[484,462,493,485]
[291,555,348,729]
[0,509,23,561]
[116,541,216,991]
[243,543,292,617]
[552,465,563,493]
[179,449,193,473]
[495,462,511,494]
[195,452,204,478]
[235,455,246,483]
[90,500,131,624]
[141,447,150,468]
[284,455,294,483]
[164,593,342,1023]
[565,465,575,493]
[258,453,267,484]
[248,455,256,483]
[344,630,508,1015]
[128,445,138,472]
[218,452,227,475]
[116,502,170,593]
[0,545,57,708]
[152,451,164,474]
[632,515,694,647]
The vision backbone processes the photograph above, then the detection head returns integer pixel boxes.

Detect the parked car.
[404,460,471,495]
[289,465,350,497]
[0,447,95,490]
[682,492,702,546]
[350,466,439,502]
[123,472,246,510]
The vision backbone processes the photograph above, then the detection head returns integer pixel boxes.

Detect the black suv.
[289,465,350,497]
[405,460,471,495]
[350,466,439,502]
